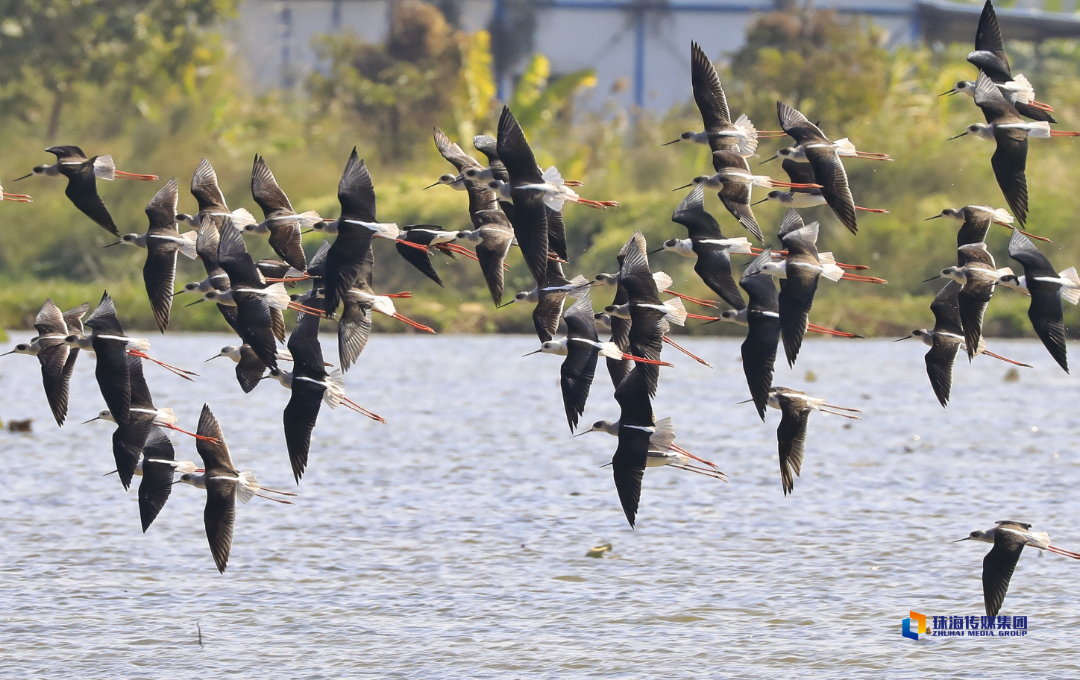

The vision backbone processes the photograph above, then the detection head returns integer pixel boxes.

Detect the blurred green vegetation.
[1,2,1079,339]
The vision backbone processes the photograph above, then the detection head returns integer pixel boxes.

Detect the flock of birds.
[0,0,1075,622]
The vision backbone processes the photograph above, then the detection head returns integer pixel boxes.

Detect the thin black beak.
[924,215,942,221]
[951,537,971,543]
[12,173,32,182]
[573,430,594,437]
[947,132,968,141]
[1,350,16,356]
[422,181,440,190]
[672,183,693,192]
[205,355,222,362]
[648,248,664,255]
[922,275,941,283]
[103,241,122,248]
[302,229,314,234]
[102,469,118,476]
[751,198,768,206]
[734,398,754,405]
[760,155,777,164]
[496,301,514,309]
[660,139,681,146]
[185,299,206,307]
[938,89,958,97]
[521,349,542,357]
[894,335,913,342]
[81,416,101,424]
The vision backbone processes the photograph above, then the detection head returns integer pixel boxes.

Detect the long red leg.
[392,313,436,334]
[115,170,160,181]
[807,323,864,338]
[980,350,1032,368]
[661,336,713,368]
[393,239,429,251]
[163,423,219,443]
[1008,226,1052,243]
[665,290,720,308]
[341,397,386,423]
[265,275,312,283]
[840,273,888,284]
[622,353,674,368]
[854,206,889,213]
[127,350,197,381]
[687,312,720,321]
[254,492,294,505]
[770,181,822,189]
[259,486,298,497]
[385,292,412,299]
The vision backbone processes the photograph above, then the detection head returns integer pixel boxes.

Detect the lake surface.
[0,333,1076,678]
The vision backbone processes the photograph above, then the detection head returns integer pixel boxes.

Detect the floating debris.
[586,543,613,558]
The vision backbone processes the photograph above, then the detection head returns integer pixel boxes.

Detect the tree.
[0,0,238,139]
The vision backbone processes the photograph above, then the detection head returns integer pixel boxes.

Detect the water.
[0,334,1076,678]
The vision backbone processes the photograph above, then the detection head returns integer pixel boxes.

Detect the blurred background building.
[235,0,1080,109]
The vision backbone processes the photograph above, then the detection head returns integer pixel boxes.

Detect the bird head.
[120,233,140,245]
[82,409,113,424]
[593,273,618,286]
[719,310,740,322]
[182,281,203,293]
[940,266,965,283]
[661,131,695,146]
[927,208,962,222]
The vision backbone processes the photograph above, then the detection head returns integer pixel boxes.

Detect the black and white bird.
[247,156,319,271]
[898,279,1031,407]
[455,208,515,307]
[925,205,1016,248]
[754,158,890,217]
[998,229,1076,372]
[955,520,1080,617]
[961,1,1057,122]
[179,404,295,573]
[762,386,861,495]
[37,146,122,235]
[134,427,197,533]
[938,243,1000,361]
[495,106,551,288]
[719,250,780,420]
[16,146,158,183]
[576,416,726,480]
[113,179,196,332]
[774,102,861,234]
[206,344,287,393]
[656,183,752,310]
[2,299,88,426]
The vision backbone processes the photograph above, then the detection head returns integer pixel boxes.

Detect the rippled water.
[0,333,1076,677]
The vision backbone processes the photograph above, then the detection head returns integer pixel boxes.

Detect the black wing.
[612,425,651,528]
[191,158,228,212]
[37,340,71,426]
[983,529,1025,617]
[1027,286,1068,373]
[925,333,960,408]
[92,338,131,427]
[195,404,234,471]
[64,159,118,235]
[776,400,810,496]
[138,427,176,532]
[740,273,780,420]
[337,149,377,221]
[235,345,268,393]
[338,295,374,372]
[805,147,857,235]
[204,476,237,573]
[991,128,1029,227]
[777,257,820,367]
[473,210,514,306]
[973,0,1010,75]
[267,222,307,272]
[251,155,294,217]
[287,310,326,378]
[234,293,279,371]
[217,219,262,287]
[395,237,443,286]
[560,293,599,432]
[690,41,731,130]
[776,101,827,145]
[112,414,154,491]
[781,158,818,186]
[958,271,996,361]
[672,183,724,240]
[144,244,177,333]
[284,378,324,483]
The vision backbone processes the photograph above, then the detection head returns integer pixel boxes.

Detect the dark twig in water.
[197,621,203,647]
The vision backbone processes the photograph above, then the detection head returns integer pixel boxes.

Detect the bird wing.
[434,128,483,173]
[195,404,234,471]
[1027,283,1068,373]
[925,333,960,408]
[973,71,1022,125]
[217,220,262,286]
[672,183,724,240]
[251,155,294,217]
[496,106,544,184]
[991,127,1029,226]
[561,338,599,432]
[974,0,1010,73]
[196,216,223,271]
[533,290,567,343]
[805,146,857,234]
[957,211,992,249]
[270,307,286,344]
[92,337,131,427]
[338,296,374,372]
[690,41,731,130]
[37,341,71,427]
[718,182,763,242]
[474,211,514,306]
[695,246,745,310]
[776,395,811,496]
[65,159,118,235]
[395,237,443,287]
[284,378,324,483]
[86,291,125,335]
[204,475,237,573]
[614,362,656,427]
[34,298,67,336]
[62,302,90,336]
[742,310,780,422]
[776,101,827,145]
[931,280,964,336]
[1007,228,1055,278]
[983,529,1026,617]
[191,158,227,212]
[612,425,651,528]
[778,258,820,368]
[287,309,326,377]
[306,238,332,279]
[337,148,377,222]
[127,353,154,409]
[112,415,154,491]
[619,231,661,304]
[546,207,569,263]
[234,293,279,370]
[267,220,307,271]
[143,246,177,333]
[781,158,818,186]
[145,178,179,233]
[138,427,176,533]
[235,346,268,393]
[324,233,375,317]
[958,269,997,360]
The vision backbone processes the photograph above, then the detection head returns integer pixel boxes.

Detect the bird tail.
[1059,267,1080,305]
[651,416,677,450]
[719,237,753,254]
[989,208,1014,225]
[832,137,857,156]
[93,155,116,181]
[652,271,674,292]
[566,275,591,299]
[1010,74,1035,105]
[733,114,759,156]
[237,470,259,503]
[541,165,565,187]
[126,338,152,352]
[597,341,624,360]
[663,297,688,326]
[230,208,258,229]
[324,369,347,408]
[295,210,323,229]
[179,231,199,260]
